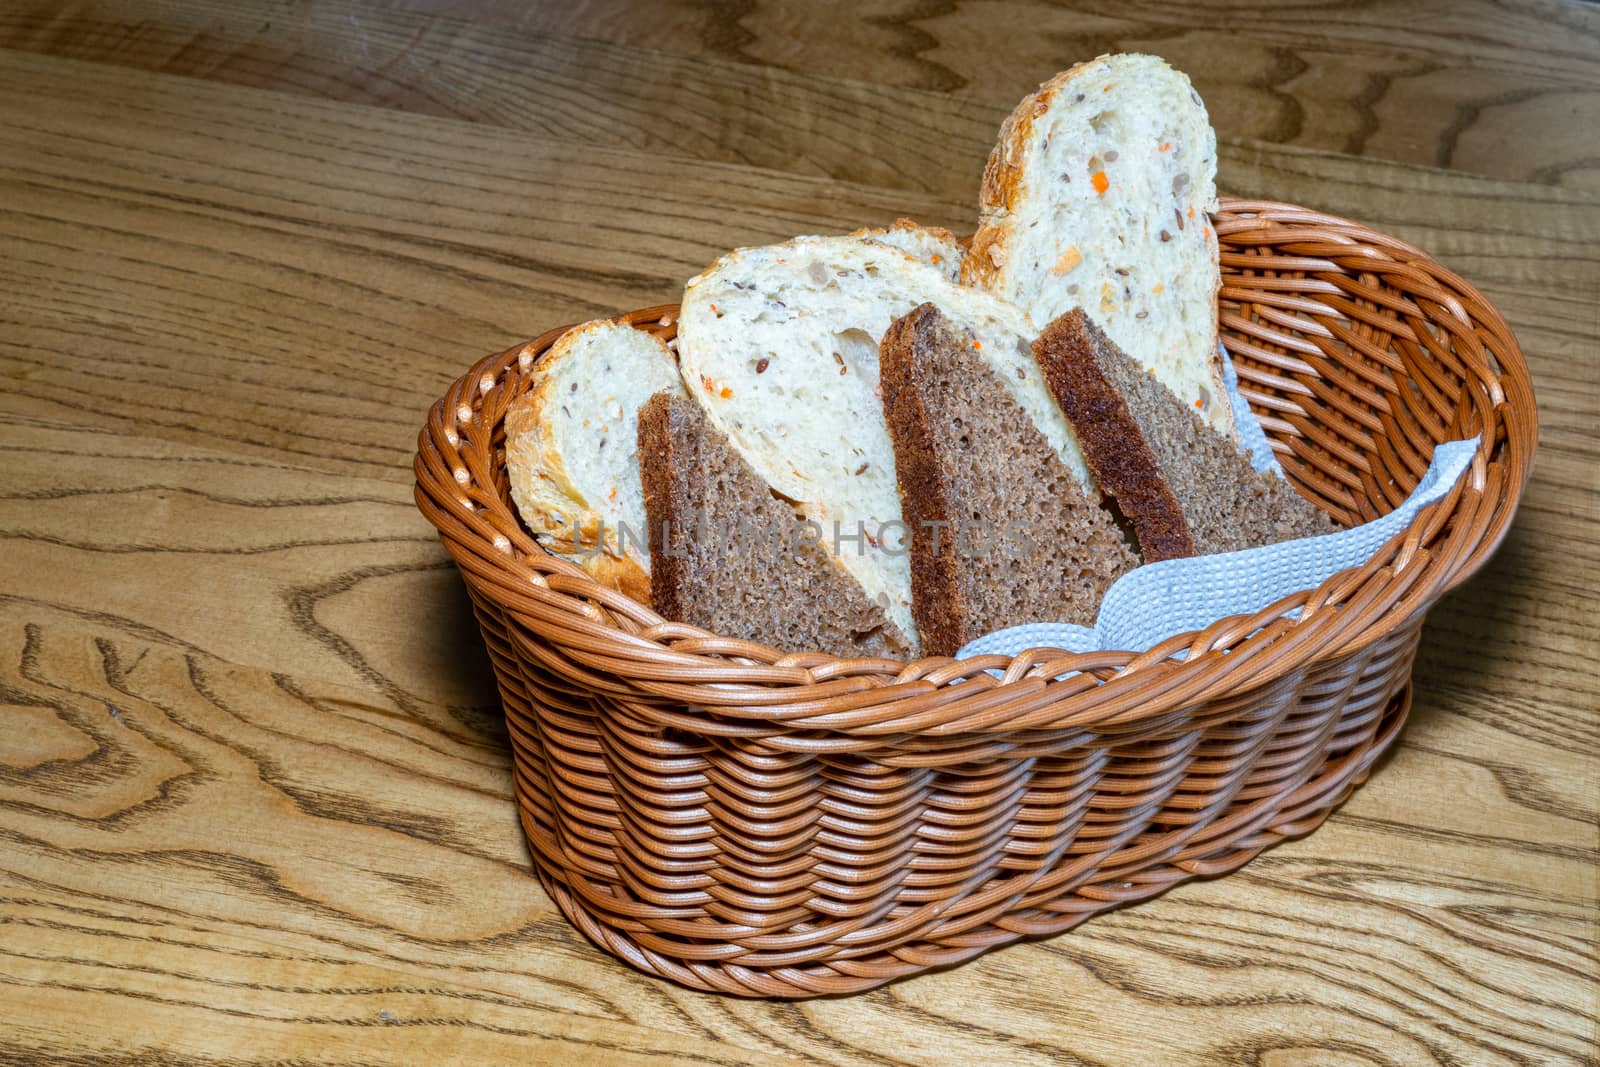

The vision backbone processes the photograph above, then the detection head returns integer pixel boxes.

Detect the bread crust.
[962,62,1074,293]
[877,305,967,656]
[636,393,688,625]
[507,320,624,545]
[1034,310,1196,561]
[503,319,667,603]
[849,217,959,247]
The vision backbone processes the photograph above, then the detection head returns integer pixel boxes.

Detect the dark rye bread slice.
[637,392,914,659]
[879,303,1138,657]
[1035,309,1336,557]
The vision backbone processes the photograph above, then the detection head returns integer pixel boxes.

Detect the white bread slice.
[964,53,1233,436]
[504,319,686,602]
[677,235,1095,649]
[851,218,963,282]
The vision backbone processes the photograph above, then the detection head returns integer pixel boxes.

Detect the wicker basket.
[413,200,1535,997]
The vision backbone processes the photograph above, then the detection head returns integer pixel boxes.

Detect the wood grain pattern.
[0,0,1003,201]
[0,49,961,483]
[3,0,1598,203]
[2,559,1594,1063]
[3,50,1596,485]
[1,13,1597,1063]
[374,0,1600,191]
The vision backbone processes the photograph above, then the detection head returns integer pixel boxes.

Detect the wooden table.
[2,2,1596,1062]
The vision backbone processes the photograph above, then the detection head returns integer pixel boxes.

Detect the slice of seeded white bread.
[965,53,1233,437]
[504,320,686,602]
[677,234,1097,653]
[880,304,1137,656]
[851,218,964,282]
[638,392,913,659]
[1036,309,1336,556]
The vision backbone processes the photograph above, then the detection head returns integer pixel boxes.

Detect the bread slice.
[677,234,1096,651]
[851,218,963,282]
[504,320,686,602]
[1035,309,1336,556]
[964,53,1233,437]
[880,304,1137,655]
[638,392,913,658]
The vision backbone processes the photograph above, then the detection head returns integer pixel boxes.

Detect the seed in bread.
[965,53,1232,437]
[880,303,1137,656]
[504,320,686,602]
[851,218,964,282]
[638,392,913,659]
[1035,309,1335,554]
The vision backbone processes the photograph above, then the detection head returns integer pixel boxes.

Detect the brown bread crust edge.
[878,304,968,657]
[637,391,691,627]
[1034,309,1197,562]
[961,58,1098,293]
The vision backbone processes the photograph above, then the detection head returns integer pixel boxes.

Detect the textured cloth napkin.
[957,349,1479,659]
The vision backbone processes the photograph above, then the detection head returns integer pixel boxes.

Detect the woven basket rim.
[413,198,1536,736]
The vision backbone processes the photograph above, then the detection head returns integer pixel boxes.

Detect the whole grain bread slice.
[880,304,1137,656]
[1035,309,1336,556]
[638,392,914,659]
[504,319,686,602]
